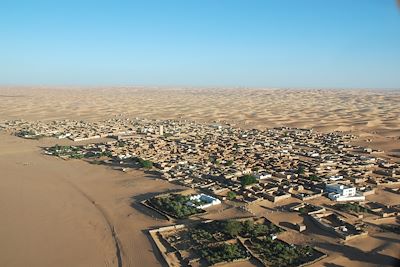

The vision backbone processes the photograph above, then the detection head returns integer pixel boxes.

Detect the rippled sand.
[0,87,399,132]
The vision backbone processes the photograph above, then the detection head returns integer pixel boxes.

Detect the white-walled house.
[187,194,221,209]
[326,184,365,202]
[254,172,272,180]
[329,175,344,181]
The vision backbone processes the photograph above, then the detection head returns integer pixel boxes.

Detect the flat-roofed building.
[326,184,365,202]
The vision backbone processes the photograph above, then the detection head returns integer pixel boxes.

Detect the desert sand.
[0,87,399,267]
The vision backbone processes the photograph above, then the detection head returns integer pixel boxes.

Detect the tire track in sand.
[60,178,123,267]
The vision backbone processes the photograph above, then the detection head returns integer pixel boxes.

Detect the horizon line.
[0,84,399,91]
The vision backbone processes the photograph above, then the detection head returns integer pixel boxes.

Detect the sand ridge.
[0,87,399,137]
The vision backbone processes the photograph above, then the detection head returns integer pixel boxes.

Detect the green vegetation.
[201,243,249,265]
[297,165,305,175]
[240,174,258,186]
[297,204,321,215]
[117,141,126,147]
[334,203,370,214]
[138,158,153,169]
[225,160,234,166]
[196,219,283,240]
[250,238,317,267]
[163,132,173,138]
[16,129,36,137]
[208,156,217,163]
[46,145,112,159]
[70,153,84,159]
[223,220,243,236]
[16,130,43,139]
[308,175,320,181]
[227,191,237,200]
[168,218,317,267]
[149,194,203,219]
[238,220,282,238]
[47,145,82,157]
[189,228,214,245]
[298,207,307,214]
[84,151,113,158]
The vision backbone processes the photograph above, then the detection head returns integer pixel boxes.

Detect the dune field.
[0,88,399,135]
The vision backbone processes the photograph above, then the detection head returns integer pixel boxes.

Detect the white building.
[329,175,344,181]
[254,172,272,180]
[187,194,221,209]
[326,184,365,202]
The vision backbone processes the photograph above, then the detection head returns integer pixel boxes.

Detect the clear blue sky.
[1,0,399,88]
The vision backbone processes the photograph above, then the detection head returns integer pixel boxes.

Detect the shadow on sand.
[129,190,183,221]
[315,241,400,266]
[141,229,169,267]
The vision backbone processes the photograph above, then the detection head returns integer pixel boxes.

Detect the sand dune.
[0,87,399,136]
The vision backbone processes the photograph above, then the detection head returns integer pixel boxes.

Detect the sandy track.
[60,178,123,267]
[0,135,117,267]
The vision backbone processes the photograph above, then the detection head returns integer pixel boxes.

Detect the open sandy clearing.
[0,133,185,267]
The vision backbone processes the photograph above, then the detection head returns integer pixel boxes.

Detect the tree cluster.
[251,238,316,267]
[201,243,248,265]
[138,158,153,169]
[150,194,202,219]
[334,203,370,213]
[240,174,258,186]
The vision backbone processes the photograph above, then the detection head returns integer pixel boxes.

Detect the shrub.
[297,165,305,174]
[227,191,237,200]
[225,160,234,166]
[250,238,317,267]
[138,158,153,169]
[223,220,243,237]
[334,203,370,213]
[240,174,257,186]
[201,243,248,265]
[308,175,320,181]
[149,194,202,219]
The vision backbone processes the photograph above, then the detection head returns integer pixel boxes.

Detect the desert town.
[1,117,399,266]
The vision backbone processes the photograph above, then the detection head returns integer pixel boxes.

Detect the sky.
[1,0,400,88]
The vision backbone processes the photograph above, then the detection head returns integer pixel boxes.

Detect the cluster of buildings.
[0,118,139,141]
[2,117,399,265]
[1,117,399,207]
[310,212,368,241]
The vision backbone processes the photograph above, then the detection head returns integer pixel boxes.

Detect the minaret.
[159,125,164,136]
